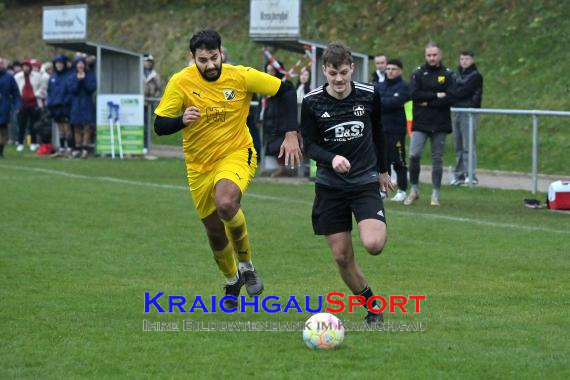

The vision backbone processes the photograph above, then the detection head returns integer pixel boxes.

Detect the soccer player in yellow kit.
[154,30,302,309]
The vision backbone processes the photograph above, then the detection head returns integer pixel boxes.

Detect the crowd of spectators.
[0,52,98,159]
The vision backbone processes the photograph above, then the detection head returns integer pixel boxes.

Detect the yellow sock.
[212,242,238,278]
[222,208,252,263]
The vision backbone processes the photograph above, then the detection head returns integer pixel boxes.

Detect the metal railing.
[451,107,570,193]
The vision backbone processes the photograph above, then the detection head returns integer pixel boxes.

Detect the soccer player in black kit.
[301,42,396,325]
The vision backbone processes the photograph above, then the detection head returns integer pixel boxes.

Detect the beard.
[199,65,222,82]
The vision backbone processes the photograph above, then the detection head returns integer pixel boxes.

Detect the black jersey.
[301,81,387,188]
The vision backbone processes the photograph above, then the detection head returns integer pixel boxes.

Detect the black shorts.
[312,182,386,236]
[49,106,69,123]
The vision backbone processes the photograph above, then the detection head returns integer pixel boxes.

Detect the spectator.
[246,94,262,162]
[405,42,455,206]
[7,60,22,144]
[47,54,72,155]
[451,49,483,185]
[221,46,231,64]
[143,53,161,153]
[0,57,21,158]
[85,55,96,72]
[371,53,387,83]
[67,57,96,159]
[375,58,411,202]
[14,59,43,151]
[38,62,52,105]
[30,59,42,73]
[260,61,296,177]
[296,68,312,104]
[11,60,22,76]
[35,61,54,155]
[143,54,161,100]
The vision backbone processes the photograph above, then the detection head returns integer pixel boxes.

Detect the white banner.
[249,0,301,38]
[43,4,87,41]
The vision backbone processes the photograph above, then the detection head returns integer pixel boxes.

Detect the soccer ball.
[303,312,345,350]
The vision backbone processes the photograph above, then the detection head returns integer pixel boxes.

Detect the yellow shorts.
[187,147,257,219]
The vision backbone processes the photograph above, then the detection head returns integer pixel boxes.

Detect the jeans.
[409,130,447,190]
[452,112,478,179]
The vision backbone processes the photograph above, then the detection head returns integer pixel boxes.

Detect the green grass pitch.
[1,150,569,379]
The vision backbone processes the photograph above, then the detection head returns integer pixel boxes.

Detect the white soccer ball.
[303,312,345,350]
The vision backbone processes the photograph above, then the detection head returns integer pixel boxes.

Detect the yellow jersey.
[155,64,281,172]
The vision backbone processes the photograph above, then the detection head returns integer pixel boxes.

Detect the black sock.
[356,286,378,314]
[0,144,4,156]
[60,137,66,149]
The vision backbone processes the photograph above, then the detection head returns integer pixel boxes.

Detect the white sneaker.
[16,144,24,152]
[391,190,407,202]
[29,144,39,152]
[450,177,465,186]
[464,177,479,185]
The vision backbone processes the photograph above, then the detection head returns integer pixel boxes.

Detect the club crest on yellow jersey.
[223,89,236,101]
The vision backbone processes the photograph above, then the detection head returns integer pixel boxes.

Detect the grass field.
[1,148,569,379]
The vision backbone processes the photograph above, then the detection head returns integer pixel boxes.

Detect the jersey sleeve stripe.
[354,82,374,93]
[304,87,324,98]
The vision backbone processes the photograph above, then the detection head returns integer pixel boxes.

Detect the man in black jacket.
[405,43,455,206]
[450,50,483,186]
[375,58,411,201]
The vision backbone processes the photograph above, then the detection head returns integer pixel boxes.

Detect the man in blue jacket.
[0,58,21,158]
[375,58,411,201]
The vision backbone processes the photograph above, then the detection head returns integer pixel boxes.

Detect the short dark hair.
[460,49,475,57]
[322,42,353,68]
[387,58,403,69]
[189,30,221,55]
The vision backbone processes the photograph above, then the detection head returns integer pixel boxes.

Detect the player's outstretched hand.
[279,131,303,169]
[332,155,351,174]
[182,106,201,125]
[379,172,397,193]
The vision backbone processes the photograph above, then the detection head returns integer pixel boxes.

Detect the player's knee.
[363,236,386,256]
[215,197,239,220]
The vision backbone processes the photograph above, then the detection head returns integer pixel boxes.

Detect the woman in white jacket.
[13,59,43,151]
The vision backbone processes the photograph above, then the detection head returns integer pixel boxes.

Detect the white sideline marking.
[1,164,568,235]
